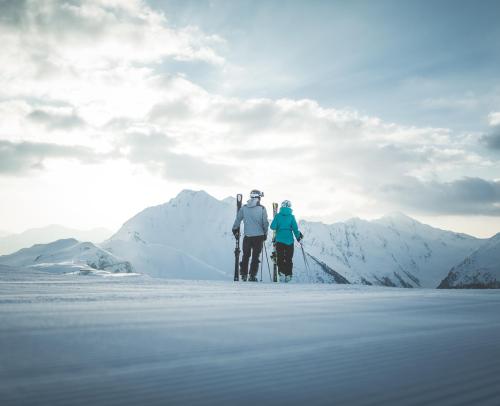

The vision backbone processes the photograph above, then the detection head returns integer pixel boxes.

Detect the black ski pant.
[241,236,264,277]
[276,242,294,276]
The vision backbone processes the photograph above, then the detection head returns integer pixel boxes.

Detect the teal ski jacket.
[270,207,301,245]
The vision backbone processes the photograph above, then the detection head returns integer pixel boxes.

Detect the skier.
[232,190,269,282]
[270,200,303,282]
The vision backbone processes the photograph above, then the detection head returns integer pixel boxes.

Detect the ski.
[234,193,243,281]
[271,202,279,282]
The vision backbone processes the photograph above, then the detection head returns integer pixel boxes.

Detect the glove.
[297,232,304,242]
[232,228,240,239]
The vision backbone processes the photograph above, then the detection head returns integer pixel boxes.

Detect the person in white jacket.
[232,190,269,281]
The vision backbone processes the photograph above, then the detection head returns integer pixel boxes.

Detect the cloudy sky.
[1,0,500,237]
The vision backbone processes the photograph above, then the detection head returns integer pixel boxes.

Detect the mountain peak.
[174,189,210,199]
[166,190,219,208]
[382,212,415,222]
[222,196,236,204]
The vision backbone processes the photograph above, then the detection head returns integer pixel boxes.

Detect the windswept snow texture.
[0,238,133,274]
[1,268,499,406]
[105,190,483,287]
[439,233,500,288]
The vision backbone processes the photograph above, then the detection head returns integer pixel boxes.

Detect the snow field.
[1,267,499,405]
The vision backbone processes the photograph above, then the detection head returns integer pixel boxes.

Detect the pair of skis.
[271,202,278,282]
[233,195,279,282]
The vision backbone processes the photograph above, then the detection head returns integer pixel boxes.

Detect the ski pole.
[260,247,263,281]
[299,242,312,282]
[263,243,273,282]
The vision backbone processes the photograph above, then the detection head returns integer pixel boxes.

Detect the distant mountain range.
[0,190,498,288]
[0,225,113,255]
[300,212,484,288]
[0,238,132,274]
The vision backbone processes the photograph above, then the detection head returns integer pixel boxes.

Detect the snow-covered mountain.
[0,238,133,274]
[103,190,484,287]
[104,190,346,282]
[301,213,484,288]
[103,190,235,280]
[438,233,500,288]
[0,225,113,255]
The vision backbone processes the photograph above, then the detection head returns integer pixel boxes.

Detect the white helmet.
[281,200,292,208]
[250,189,264,198]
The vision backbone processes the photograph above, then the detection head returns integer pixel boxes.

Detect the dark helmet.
[249,189,264,198]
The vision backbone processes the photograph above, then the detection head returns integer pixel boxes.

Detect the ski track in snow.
[1,268,500,405]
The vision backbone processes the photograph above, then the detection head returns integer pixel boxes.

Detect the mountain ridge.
[0,224,113,255]
[105,189,485,287]
[438,233,500,288]
[1,189,496,287]
[0,238,133,274]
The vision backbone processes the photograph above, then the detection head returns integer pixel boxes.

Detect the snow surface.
[1,266,499,405]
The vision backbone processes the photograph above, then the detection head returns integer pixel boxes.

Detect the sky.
[0,0,500,237]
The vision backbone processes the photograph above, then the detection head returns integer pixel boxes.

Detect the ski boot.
[240,273,248,282]
[248,274,258,282]
[285,275,293,283]
[279,273,286,283]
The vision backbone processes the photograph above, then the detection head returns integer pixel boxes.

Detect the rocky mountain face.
[438,233,500,289]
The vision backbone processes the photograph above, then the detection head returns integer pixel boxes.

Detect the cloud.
[0,139,104,174]
[161,153,232,184]
[0,0,497,221]
[0,0,27,25]
[489,112,500,126]
[481,123,500,150]
[143,87,492,215]
[0,0,224,69]
[118,131,232,184]
[27,109,85,130]
[380,177,500,216]
[0,0,225,128]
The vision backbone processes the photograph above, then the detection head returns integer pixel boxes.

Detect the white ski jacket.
[232,198,269,237]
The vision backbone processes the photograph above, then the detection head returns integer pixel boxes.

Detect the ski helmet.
[249,189,264,198]
[281,200,292,208]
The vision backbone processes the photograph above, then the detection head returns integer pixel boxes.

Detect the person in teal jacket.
[270,200,304,282]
